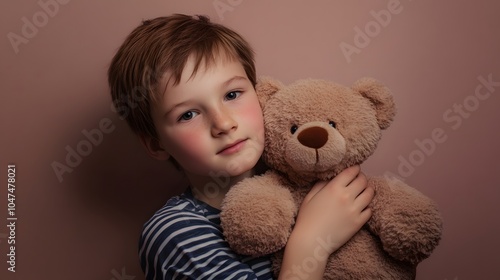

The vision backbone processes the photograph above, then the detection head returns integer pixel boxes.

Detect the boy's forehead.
[162,52,243,91]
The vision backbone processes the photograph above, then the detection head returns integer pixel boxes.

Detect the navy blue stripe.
[139,190,273,280]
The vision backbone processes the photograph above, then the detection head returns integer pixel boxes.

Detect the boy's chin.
[222,158,260,178]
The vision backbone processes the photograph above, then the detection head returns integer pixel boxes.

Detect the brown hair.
[107,14,256,139]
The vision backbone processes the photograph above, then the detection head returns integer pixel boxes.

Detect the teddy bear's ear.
[255,76,284,107]
[352,77,396,130]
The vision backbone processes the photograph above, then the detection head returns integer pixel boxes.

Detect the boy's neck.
[187,161,267,209]
[188,169,254,209]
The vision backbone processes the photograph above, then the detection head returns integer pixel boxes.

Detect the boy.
[108,14,373,280]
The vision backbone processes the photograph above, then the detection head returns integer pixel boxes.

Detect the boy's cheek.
[163,129,203,157]
[173,131,202,150]
[238,101,263,124]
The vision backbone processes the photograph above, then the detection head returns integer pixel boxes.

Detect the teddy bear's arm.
[220,171,298,256]
[366,176,443,265]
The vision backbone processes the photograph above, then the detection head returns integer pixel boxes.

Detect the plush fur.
[220,77,443,279]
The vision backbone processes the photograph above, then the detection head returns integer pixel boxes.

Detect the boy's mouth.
[217,139,247,155]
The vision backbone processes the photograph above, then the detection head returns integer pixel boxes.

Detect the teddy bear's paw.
[220,173,297,256]
[322,230,417,280]
[367,176,443,264]
[378,220,442,265]
[379,204,442,264]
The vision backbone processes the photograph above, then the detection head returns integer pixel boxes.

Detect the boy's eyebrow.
[164,101,189,118]
[222,75,248,88]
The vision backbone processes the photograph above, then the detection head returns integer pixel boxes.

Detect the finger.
[353,185,374,210]
[329,165,361,188]
[357,207,372,225]
[344,171,368,198]
[303,180,327,203]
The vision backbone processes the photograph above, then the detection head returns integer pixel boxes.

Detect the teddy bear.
[220,76,443,279]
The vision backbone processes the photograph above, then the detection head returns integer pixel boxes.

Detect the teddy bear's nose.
[297,127,328,149]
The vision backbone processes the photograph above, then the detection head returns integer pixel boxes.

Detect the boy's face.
[148,55,264,178]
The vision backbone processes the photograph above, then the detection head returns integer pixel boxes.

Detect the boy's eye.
[179,111,197,121]
[225,91,241,100]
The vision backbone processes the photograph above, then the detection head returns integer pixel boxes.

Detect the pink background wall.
[1,1,499,279]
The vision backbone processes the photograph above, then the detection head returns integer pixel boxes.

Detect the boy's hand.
[293,165,373,254]
[279,165,374,279]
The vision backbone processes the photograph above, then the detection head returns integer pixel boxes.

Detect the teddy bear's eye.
[329,121,336,128]
[290,125,298,134]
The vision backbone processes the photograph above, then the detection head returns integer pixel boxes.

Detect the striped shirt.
[139,189,274,280]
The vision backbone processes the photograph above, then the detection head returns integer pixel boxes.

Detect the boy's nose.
[211,109,237,136]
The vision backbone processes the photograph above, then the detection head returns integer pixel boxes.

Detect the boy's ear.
[139,135,170,160]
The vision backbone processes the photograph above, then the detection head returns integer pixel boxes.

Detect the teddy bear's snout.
[297,127,328,149]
